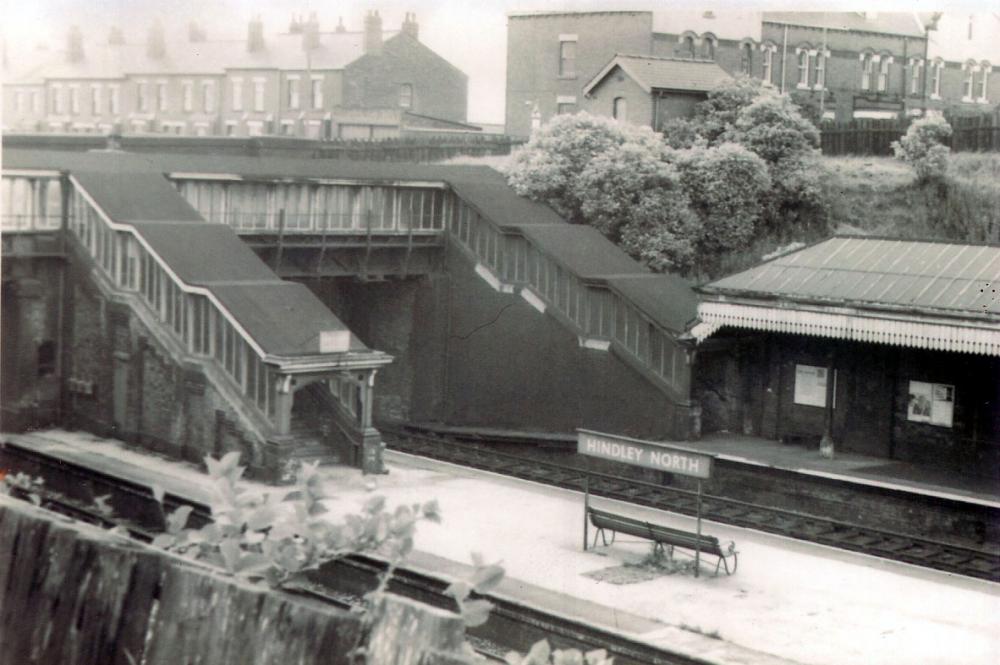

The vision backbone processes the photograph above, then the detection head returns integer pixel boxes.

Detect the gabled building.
[505,10,999,136]
[2,11,471,139]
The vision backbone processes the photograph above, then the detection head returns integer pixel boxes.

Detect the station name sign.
[577,429,713,479]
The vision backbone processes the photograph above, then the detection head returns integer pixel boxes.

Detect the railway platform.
[3,428,998,665]
[407,422,1000,507]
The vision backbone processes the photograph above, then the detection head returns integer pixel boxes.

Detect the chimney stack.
[147,20,166,59]
[335,17,346,33]
[67,25,84,62]
[289,14,303,34]
[108,26,124,45]
[188,21,206,42]
[247,15,265,53]
[303,12,320,51]
[402,12,419,40]
[363,10,382,54]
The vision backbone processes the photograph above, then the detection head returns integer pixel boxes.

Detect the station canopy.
[694,236,1000,356]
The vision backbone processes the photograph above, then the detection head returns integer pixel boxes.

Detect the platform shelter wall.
[696,332,1000,478]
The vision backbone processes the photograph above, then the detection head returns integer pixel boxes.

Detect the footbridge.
[3,147,700,480]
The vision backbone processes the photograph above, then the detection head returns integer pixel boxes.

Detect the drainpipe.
[780,25,788,94]
[819,27,828,119]
[922,29,930,115]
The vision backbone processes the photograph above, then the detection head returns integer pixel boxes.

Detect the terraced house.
[505,10,999,135]
[2,11,472,139]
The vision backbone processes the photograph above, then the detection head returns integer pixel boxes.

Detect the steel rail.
[0,440,711,665]
[380,426,1000,583]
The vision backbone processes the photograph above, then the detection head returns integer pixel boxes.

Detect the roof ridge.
[615,52,720,65]
[833,233,1000,249]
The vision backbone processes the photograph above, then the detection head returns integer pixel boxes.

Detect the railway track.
[0,439,713,665]
[381,426,1000,583]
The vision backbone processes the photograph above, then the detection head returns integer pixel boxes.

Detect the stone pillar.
[360,369,385,474]
[274,374,294,435]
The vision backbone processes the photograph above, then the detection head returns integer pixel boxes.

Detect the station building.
[693,236,1000,479]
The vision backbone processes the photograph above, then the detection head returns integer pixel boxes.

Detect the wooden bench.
[587,506,738,576]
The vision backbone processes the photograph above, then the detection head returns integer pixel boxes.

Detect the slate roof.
[761,12,925,38]
[606,274,700,333]
[701,236,1000,319]
[4,147,701,336]
[6,30,401,81]
[583,54,733,96]
[49,155,366,357]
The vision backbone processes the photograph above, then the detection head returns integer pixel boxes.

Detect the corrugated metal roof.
[585,54,733,96]
[761,12,925,37]
[703,236,1000,318]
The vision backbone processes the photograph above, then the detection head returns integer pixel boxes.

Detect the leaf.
[219,539,242,573]
[363,495,386,515]
[421,499,441,523]
[152,533,176,549]
[526,640,551,665]
[151,484,165,504]
[470,564,505,594]
[444,580,471,603]
[460,599,494,628]
[166,505,194,534]
[504,652,524,665]
[245,504,277,532]
[93,494,114,517]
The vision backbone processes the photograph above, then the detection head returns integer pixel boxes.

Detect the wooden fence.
[0,497,468,665]
[820,112,1000,156]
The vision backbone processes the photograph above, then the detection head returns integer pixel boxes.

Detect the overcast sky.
[2,0,993,124]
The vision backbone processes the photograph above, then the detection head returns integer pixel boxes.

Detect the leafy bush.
[574,143,700,273]
[675,143,771,269]
[659,117,706,149]
[506,639,613,665]
[693,77,768,144]
[723,94,820,164]
[507,112,667,224]
[892,115,953,182]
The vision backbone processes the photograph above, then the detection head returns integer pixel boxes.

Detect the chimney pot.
[402,12,419,41]
[147,20,166,59]
[189,21,206,42]
[67,25,84,62]
[247,16,265,53]
[363,10,383,54]
[107,26,124,46]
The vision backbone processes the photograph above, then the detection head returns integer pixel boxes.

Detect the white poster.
[794,364,828,408]
[908,381,954,427]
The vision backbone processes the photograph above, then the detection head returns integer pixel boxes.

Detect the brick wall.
[343,34,467,123]
[505,12,654,136]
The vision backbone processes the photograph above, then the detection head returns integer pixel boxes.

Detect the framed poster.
[908,381,954,427]
[794,364,829,408]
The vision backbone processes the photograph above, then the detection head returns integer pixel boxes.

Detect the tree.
[892,115,953,182]
[693,77,768,144]
[675,143,772,265]
[722,94,820,164]
[506,112,668,224]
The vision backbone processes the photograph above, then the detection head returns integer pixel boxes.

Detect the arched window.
[931,58,944,98]
[681,35,696,59]
[740,43,753,76]
[399,83,413,108]
[702,34,717,60]
[962,61,976,100]
[762,43,777,85]
[877,56,891,92]
[980,62,992,101]
[797,48,811,87]
[612,97,627,123]
[860,52,875,91]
